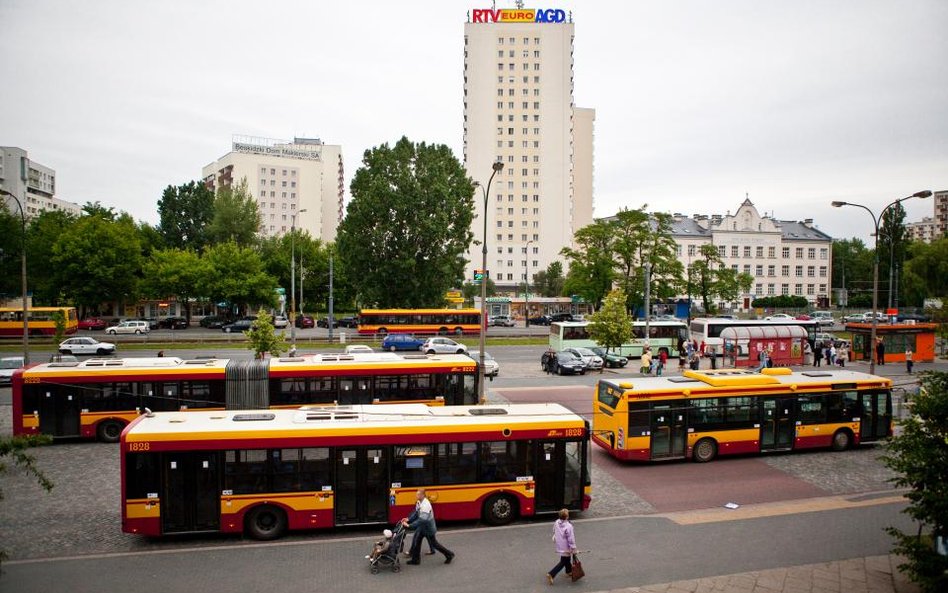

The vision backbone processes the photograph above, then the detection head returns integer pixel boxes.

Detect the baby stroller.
[368,524,407,574]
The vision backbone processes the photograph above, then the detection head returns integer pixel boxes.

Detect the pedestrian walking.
[689,351,700,370]
[814,341,822,367]
[824,345,832,367]
[876,339,885,366]
[546,509,578,586]
[837,344,847,367]
[905,349,913,374]
[803,341,812,366]
[402,489,454,566]
[677,338,686,370]
[657,350,668,376]
[709,346,717,369]
[640,350,652,374]
[756,348,768,372]
[829,344,837,366]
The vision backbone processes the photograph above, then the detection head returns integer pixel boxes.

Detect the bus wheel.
[693,438,717,463]
[483,494,517,525]
[97,420,124,443]
[831,429,852,451]
[454,327,464,336]
[438,327,448,335]
[377,328,388,335]
[245,505,287,540]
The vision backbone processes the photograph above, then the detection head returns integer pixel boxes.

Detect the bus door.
[534,441,566,512]
[860,392,891,442]
[760,397,794,451]
[334,448,387,525]
[38,385,81,438]
[161,451,221,534]
[650,403,686,460]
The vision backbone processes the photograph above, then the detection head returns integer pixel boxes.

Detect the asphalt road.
[0,502,914,593]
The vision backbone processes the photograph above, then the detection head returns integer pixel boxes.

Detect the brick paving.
[602,555,919,593]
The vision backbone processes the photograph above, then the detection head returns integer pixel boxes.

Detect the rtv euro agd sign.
[472,8,567,23]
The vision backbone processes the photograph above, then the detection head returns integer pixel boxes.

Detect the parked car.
[527,315,552,326]
[338,316,359,328]
[422,337,468,355]
[159,316,188,330]
[221,318,255,333]
[136,317,160,330]
[199,315,228,329]
[467,350,499,378]
[105,320,150,335]
[59,337,116,356]
[815,332,837,345]
[0,356,25,386]
[794,314,813,320]
[765,313,794,320]
[272,315,289,328]
[844,311,888,323]
[541,350,586,375]
[550,312,576,323]
[565,347,604,371]
[812,311,836,326]
[344,344,374,354]
[382,333,426,352]
[897,312,931,322]
[78,317,107,331]
[488,315,515,327]
[316,317,337,329]
[590,347,628,369]
[295,314,315,329]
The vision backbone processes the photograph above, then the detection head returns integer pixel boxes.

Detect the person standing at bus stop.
[905,349,913,374]
[546,509,578,585]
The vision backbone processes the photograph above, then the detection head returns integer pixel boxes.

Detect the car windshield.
[1,359,23,369]
[575,348,596,356]
[558,351,578,360]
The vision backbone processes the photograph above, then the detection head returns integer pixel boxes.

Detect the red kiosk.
[720,325,808,368]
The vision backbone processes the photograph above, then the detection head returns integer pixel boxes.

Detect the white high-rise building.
[202,136,344,242]
[0,146,81,217]
[463,6,594,291]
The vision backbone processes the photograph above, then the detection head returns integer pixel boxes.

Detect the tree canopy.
[336,137,475,308]
[588,289,634,352]
[207,179,261,247]
[689,244,754,315]
[158,180,215,251]
[201,241,276,314]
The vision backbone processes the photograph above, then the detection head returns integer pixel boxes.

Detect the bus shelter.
[720,325,807,368]
[845,322,937,363]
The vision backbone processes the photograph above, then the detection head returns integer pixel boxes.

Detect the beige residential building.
[202,136,344,242]
[934,190,948,238]
[0,146,81,218]
[906,216,936,243]
[903,190,947,243]
[463,8,595,291]
[607,198,833,311]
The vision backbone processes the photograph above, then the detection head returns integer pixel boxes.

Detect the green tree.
[51,310,66,344]
[878,202,907,307]
[258,230,332,314]
[50,214,143,311]
[882,371,948,592]
[902,238,948,308]
[1,434,53,564]
[246,308,288,359]
[588,289,634,352]
[688,244,753,314]
[0,203,23,300]
[141,249,210,322]
[137,222,166,258]
[561,220,615,309]
[462,278,496,302]
[207,179,260,246]
[81,201,117,220]
[158,180,215,251]
[531,261,565,298]
[201,241,276,315]
[832,238,874,307]
[24,210,76,304]
[336,137,475,307]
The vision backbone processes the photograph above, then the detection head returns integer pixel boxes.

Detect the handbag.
[570,554,585,582]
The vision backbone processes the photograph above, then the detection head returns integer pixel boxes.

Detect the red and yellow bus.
[13,352,478,442]
[121,403,591,538]
[0,306,78,336]
[593,367,892,462]
[358,309,482,335]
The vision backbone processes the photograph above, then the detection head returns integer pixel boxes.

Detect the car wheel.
[96,348,109,355]
[108,330,116,335]
[135,329,142,335]
[427,350,436,355]
[456,349,465,354]
[224,327,232,333]
[389,346,397,352]
[557,366,563,375]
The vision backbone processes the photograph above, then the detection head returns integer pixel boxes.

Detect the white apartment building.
[463,7,595,291]
[906,216,936,243]
[0,146,81,218]
[903,190,947,244]
[668,198,834,311]
[202,136,344,242]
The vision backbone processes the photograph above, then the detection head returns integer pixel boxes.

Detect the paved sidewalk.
[602,555,919,593]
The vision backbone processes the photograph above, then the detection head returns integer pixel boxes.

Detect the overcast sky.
[2,0,946,242]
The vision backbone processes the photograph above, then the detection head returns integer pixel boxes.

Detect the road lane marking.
[663,491,907,525]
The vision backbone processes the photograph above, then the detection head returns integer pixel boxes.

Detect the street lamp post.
[477,161,504,405]
[0,189,28,364]
[289,208,307,353]
[831,190,931,374]
[524,239,534,328]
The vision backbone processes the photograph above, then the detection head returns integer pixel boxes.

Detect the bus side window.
[299,448,331,491]
[125,452,160,499]
[798,395,826,424]
[628,403,649,437]
[437,442,477,484]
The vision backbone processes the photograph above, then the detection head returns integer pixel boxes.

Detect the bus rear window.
[597,384,620,409]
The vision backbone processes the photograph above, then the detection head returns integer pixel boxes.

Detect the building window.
[717,245,726,257]
[731,246,738,258]
[767,265,775,276]
[282,170,287,176]
[743,265,751,275]
[795,284,803,295]
[807,248,815,259]
[807,266,815,277]
[768,246,775,258]
[782,265,789,276]
[819,266,827,277]
[795,266,803,277]
[820,248,828,260]
[687,244,696,257]
[796,247,804,258]
[755,284,763,295]
[756,246,763,258]
[782,247,790,258]
[819,284,827,293]
[743,246,751,258]
[270,169,275,175]
[807,285,815,295]
[767,284,775,295]
[731,264,738,272]
[781,284,790,295]
[755,265,763,276]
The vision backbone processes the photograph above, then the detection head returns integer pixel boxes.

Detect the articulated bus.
[593,367,892,462]
[121,403,591,538]
[12,352,478,442]
[358,309,482,336]
[549,320,688,358]
[0,306,78,337]
[688,318,819,355]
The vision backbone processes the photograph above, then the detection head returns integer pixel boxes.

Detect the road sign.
[473,269,488,284]
[446,291,462,299]
[446,297,465,303]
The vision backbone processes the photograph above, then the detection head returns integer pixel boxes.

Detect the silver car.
[468,350,499,377]
[59,337,116,356]
[0,356,25,386]
[421,337,468,355]
[566,347,603,370]
[105,320,150,335]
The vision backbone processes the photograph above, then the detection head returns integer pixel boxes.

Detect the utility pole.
[328,253,334,343]
[289,208,307,353]
[644,262,652,339]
